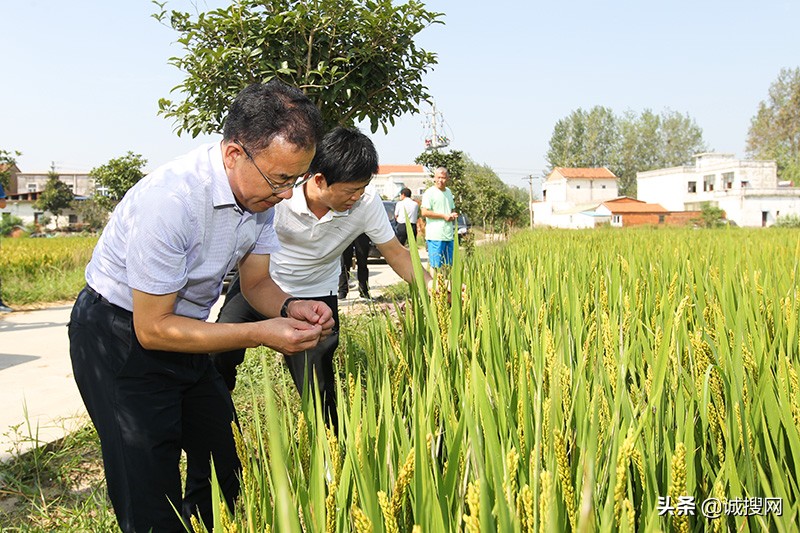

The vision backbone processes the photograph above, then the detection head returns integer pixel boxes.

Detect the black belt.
[85,285,116,307]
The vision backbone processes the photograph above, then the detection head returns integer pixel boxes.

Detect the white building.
[532,167,619,228]
[637,153,800,227]
[10,171,95,196]
[370,165,430,199]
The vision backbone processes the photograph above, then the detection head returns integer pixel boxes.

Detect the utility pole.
[423,100,450,151]
[523,174,536,229]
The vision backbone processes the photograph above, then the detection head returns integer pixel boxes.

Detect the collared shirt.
[270,184,395,297]
[421,186,456,241]
[394,197,419,224]
[86,142,280,320]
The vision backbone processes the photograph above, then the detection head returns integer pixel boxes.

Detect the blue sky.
[2,0,798,188]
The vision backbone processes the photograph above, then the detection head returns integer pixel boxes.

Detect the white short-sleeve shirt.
[270,185,395,297]
[85,142,280,320]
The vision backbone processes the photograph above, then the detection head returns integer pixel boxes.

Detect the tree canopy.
[746,67,800,184]
[89,152,147,209]
[153,0,442,134]
[546,107,707,196]
[36,172,74,229]
[0,149,21,189]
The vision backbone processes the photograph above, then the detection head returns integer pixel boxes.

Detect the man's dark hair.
[400,187,412,198]
[222,80,324,153]
[309,127,378,185]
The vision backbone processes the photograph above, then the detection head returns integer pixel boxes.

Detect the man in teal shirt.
[421,166,458,268]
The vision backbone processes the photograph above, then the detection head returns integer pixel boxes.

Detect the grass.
[0,423,114,531]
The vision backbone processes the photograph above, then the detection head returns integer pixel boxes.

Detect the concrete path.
[0,259,410,461]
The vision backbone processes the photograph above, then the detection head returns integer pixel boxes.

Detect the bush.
[1,214,24,236]
[773,213,800,228]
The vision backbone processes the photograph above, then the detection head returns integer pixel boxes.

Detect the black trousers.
[68,287,240,533]
[395,222,417,246]
[213,276,341,429]
[339,233,370,297]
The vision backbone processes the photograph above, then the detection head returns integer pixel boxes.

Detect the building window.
[67,184,75,192]
[687,181,697,193]
[703,174,715,192]
[722,172,734,190]
[34,212,44,223]
[27,183,37,192]
[601,184,606,189]
[576,185,581,189]
[741,180,749,188]
[68,214,78,224]
[612,215,621,224]
[658,214,665,224]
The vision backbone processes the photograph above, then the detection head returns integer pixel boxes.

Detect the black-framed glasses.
[235,140,312,194]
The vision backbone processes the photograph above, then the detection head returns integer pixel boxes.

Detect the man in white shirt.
[394,187,419,246]
[215,127,433,429]
[68,81,333,532]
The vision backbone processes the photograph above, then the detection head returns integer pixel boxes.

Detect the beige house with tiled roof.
[370,164,429,199]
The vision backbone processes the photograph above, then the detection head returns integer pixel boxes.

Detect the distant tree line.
[545,107,707,197]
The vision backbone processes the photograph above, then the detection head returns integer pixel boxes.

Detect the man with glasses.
[214,127,433,430]
[68,80,332,533]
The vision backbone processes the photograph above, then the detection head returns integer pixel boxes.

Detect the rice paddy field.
[196,227,800,533]
[3,228,799,532]
[0,236,97,305]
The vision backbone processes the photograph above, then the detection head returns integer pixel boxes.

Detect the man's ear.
[312,172,327,188]
[222,141,243,170]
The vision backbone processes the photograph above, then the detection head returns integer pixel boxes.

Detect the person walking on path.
[420,167,458,268]
[214,127,433,430]
[394,187,419,246]
[67,81,333,533]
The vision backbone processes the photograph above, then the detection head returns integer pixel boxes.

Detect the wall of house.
[565,179,617,205]
[715,194,800,227]
[664,211,701,226]
[10,173,94,196]
[620,213,661,226]
[1,200,84,230]
[637,168,694,210]
[372,173,431,198]
[637,157,782,216]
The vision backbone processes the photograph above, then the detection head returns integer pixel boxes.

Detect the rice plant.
[208,227,800,532]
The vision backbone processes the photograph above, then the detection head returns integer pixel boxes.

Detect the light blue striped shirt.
[86,142,280,320]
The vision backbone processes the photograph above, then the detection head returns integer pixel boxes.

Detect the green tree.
[698,202,726,228]
[89,152,147,209]
[71,197,109,232]
[746,67,800,184]
[463,159,526,231]
[545,107,617,169]
[35,172,74,229]
[153,0,442,133]
[0,149,21,189]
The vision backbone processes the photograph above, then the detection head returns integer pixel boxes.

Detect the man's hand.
[286,299,335,338]
[256,317,323,355]
[447,211,459,222]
